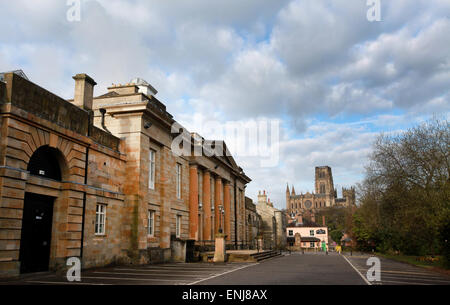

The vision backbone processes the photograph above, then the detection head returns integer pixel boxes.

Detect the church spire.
[291,185,296,196]
[286,183,290,194]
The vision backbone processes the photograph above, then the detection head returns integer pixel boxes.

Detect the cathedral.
[286,166,355,220]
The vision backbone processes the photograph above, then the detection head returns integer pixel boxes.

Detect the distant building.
[244,197,262,249]
[286,166,355,220]
[286,216,329,252]
[255,191,287,250]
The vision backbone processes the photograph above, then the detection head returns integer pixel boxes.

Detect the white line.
[380,275,450,283]
[93,271,206,278]
[26,280,111,286]
[82,276,190,283]
[188,263,259,285]
[342,255,371,286]
[381,280,431,285]
[114,268,217,273]
[130,267,229,271]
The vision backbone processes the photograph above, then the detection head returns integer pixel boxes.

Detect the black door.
[19,193,54,274]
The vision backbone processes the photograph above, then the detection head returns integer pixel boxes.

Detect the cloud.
[1,0,449,209]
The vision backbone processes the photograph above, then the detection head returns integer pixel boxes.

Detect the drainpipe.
[79,114,91,261]
[234,176,238,249]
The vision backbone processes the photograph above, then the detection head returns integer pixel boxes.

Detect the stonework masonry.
[286,166,355,221]
[255,191,286,250]
[0,71,251,278]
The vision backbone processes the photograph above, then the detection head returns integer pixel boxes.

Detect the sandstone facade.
[0,71,251,278]
[255,191,286,250]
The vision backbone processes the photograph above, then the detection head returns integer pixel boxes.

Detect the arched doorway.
[19,145,65,274]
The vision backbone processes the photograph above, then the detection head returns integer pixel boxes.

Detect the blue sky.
[1,0,449,208]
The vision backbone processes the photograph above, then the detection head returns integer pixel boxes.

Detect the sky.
[1,0,449,209]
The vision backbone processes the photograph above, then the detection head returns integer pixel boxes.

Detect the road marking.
[342,255,371,285]
[81,276,190,283]
[26,280,111,285]
[380,280,431,285]
[93,271,206,278]
[381,270,446,277]
[188,263,259,285]
[134,266,231,271]
[380,275,450,284]
[113,268,217,273]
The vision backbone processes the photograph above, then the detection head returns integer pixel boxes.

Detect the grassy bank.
[376,252,450,275]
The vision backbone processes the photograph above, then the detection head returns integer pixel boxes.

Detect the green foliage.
[330,229,343,245]
[353,118,450,266]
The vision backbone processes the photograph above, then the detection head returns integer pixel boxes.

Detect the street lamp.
[218,205,224,234]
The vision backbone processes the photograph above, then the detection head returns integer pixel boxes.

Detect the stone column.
[189,165,199,240]
[203,171,211,241]
[214,177,222,234]
[223,182,231,241]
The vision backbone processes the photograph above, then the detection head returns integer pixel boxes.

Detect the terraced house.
[0,70,251,278]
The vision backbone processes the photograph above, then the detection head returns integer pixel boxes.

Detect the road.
[1,252,449,285]
[343,253,450,285]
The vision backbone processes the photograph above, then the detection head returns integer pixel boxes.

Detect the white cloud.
[1,0,449,207]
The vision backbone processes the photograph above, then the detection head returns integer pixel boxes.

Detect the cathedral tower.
[315,166,336,207]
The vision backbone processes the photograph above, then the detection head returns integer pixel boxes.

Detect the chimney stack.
[311,213,316,223]
[72,74,97,111]
[297,214,303,225]
[322,215,326,226]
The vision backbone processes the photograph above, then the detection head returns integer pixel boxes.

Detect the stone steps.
[250,250,282,262]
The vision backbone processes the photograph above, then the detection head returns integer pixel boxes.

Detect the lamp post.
[218,205,224,234]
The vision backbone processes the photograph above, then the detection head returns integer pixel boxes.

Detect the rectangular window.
[148,210,155,237]
[176,215,181,238]
[149,150,156,190]
[310,242,315,248]
[310,230,314,236]
[95,204,106,235]
[176,163,182,199]
[288,230,294,236]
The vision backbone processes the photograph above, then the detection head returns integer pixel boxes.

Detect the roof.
[287,218,324,228]
[0,69,29,82]
[287,237,321,243]
[301,237,321,242]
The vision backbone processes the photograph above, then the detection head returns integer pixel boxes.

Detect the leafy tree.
[354,118,449,260]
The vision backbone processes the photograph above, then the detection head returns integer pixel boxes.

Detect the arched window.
[27,146,63,181]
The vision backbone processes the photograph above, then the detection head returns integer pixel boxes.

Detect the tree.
[355,118,450,258]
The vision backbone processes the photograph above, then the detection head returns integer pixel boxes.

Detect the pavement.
[1,252,449,285]
[0,262,257,285]
[343,253,450,285]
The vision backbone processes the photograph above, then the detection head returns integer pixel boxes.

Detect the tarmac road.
[195,252,367,285]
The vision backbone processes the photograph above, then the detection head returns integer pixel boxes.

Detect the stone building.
[255,191,286,250]
[286,216,329,252]
[244,197,262,249]
[286,166,355,220]
[0,71,251,278]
